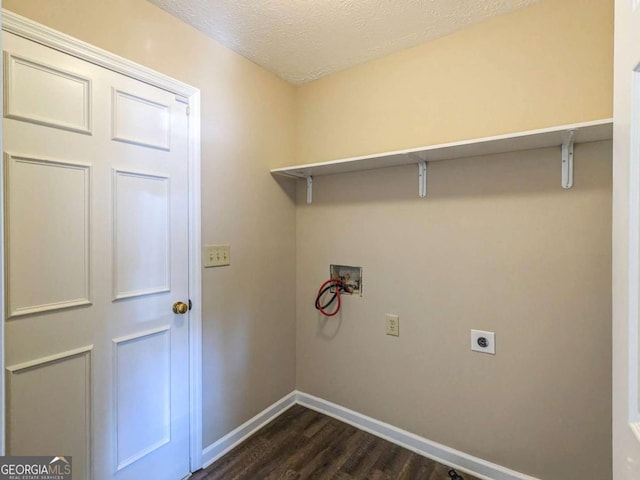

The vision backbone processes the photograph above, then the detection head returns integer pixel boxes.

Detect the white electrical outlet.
[471,329,495,354]
[386,314,399,336]
[204,244,230,267]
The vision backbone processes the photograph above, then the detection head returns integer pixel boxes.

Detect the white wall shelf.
[270,118,613,203]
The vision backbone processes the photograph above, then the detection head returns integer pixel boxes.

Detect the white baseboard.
[295,391,540,480]
[201,390,540,480]
[201,391,297,468]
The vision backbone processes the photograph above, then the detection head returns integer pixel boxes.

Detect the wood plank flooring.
[192,405,481,480]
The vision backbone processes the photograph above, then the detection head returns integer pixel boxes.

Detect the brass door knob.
[172,301,189,315]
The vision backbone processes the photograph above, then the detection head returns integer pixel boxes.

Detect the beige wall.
[295,0,613,164]
[295,1,613,479]
[2,0,297,447]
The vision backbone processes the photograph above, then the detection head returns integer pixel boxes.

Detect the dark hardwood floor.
[192,404,481,480]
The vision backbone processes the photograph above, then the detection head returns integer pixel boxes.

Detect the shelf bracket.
[306,176,313,204]
[418,161,428,198]
[561,130,575,189]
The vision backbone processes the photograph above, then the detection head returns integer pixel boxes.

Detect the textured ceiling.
[147,0,540,84]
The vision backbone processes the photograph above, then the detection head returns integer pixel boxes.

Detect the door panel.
[5,154,91,317]
[111,89,170,150]
[6,348,91,480]
[4,52,92,134]
[112,170,170,299]
[113,327,170,471]
[3,31,191,480]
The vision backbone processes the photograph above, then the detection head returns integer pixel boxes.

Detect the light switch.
[204,244,230,267]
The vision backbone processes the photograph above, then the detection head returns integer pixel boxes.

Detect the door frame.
[0,10,204,471]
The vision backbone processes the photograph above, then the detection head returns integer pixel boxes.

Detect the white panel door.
[614,0,640,478]
[3,31,191,480]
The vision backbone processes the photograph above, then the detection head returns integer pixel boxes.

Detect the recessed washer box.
[329,264,362,296]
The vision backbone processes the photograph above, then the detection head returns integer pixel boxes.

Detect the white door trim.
[627,63,640,443]
[1,10,203,471]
